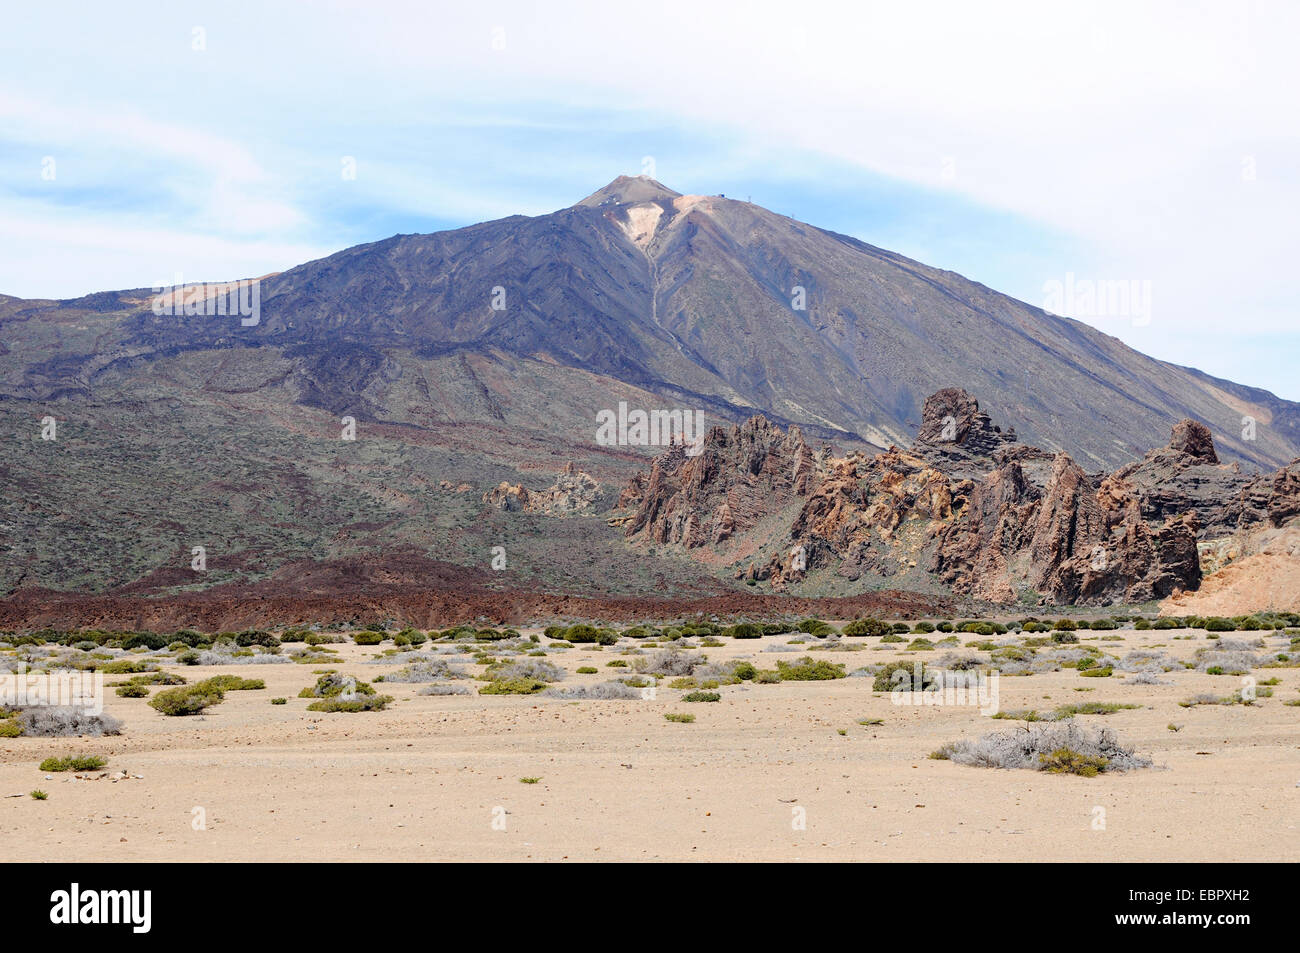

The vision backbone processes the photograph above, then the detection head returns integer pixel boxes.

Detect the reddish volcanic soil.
[0,552,955,632]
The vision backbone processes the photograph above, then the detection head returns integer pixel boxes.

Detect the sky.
[1,0,1296,398]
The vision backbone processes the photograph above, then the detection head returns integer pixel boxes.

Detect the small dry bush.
[634,648,700,677]
[18,707,123,736]
[931,721,1150,774]
[545,681,643,700]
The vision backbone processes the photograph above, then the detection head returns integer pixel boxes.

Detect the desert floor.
[2,626,1297,862]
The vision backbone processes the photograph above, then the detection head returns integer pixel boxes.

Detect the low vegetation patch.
[930,722,1150,774]
[872,660,935,692]
[681,690,721,702]
[149,684,225,716]
[306,694,393,712]
[16,707,123,736]
[775,657,846,681]
[544,681,642,700]
[479,677,548,695]
[39,755,106,772]
[298,673,376,698]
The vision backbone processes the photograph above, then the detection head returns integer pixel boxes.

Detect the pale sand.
[2,628,1297,862]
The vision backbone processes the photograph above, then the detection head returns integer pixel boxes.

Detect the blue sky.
[1,1,1296,399]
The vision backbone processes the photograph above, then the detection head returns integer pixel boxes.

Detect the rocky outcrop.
[922,446,1201,605]
[1266,459,1300,527]
[615,388,1300,605]
[749,447,954,589]
[1107,419,1262,535]
[912,387,1019,480]
[483,462,602,516]
[620,416,822,548]
[1169,419,1218,463]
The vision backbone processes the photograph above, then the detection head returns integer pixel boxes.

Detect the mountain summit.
[577,174,683,207]
[3,176,1297,472]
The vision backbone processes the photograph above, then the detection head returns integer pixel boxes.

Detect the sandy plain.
[2,624,1297,862]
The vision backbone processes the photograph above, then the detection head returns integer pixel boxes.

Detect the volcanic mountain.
[2,174,1298,602]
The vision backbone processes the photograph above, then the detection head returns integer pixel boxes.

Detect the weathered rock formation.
[912,387,1019,480]
[1105,418,1262,535]
[482,462,602,516]
[1265,459,1300,527]
[618,388,1273,605]
[619,416,823,548]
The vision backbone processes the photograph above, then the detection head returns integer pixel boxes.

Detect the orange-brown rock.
[483,462,602,516]
[617,389,1278,605]
[620,416,821,548]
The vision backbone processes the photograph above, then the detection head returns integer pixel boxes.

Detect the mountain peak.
[576,175,682,208]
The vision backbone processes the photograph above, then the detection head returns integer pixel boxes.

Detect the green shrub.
[872,660,935,692]
[271,697,287,705]
[299,673,376,698]
[732,661,757,681]
[236,630,279,648]
[307,695,392,712]
[479,678,547,695]
[682,691,721,702]
[114,684,149,698]
[1053,619,1077,632]
[664,713,695,723]
[97,660,152,675]
[912,621,936,634]
[774,657,846,681]
[564,624,618,645]
[576,666,598,674]
[121,633,169,651]
[195,675,264,692]
[726,622,763,639]
[39,755,107,772]
[1039,748,1108,777]
[842,617,890,638]
[149,685,224,716]
[353,632,384,645]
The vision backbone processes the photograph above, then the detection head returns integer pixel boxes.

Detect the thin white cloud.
[0,0,1295,389]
